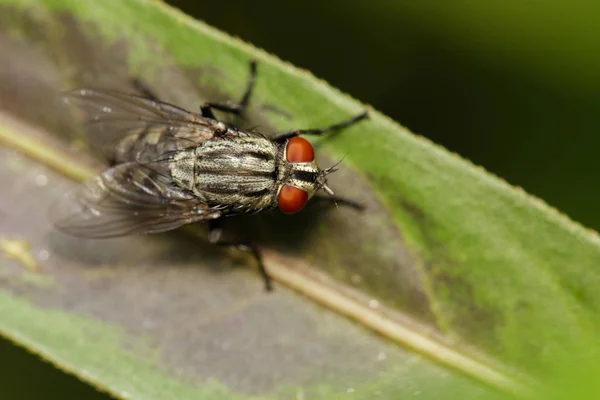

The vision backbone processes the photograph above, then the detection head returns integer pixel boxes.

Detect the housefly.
[52,61,368,291]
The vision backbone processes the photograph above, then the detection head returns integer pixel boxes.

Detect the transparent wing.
[50,162,222,238]
[62,89,218,158]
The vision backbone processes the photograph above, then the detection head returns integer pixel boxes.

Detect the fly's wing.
[63,89,219,162]
[50,162,222,238]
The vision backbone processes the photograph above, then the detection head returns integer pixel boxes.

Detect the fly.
[52,61,368,291]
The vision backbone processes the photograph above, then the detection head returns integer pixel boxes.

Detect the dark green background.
[3,1,600,398]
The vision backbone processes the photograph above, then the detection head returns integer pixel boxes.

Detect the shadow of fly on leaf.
[50,61,368,291]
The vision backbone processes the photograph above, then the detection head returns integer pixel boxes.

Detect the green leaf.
[0,0,598,398]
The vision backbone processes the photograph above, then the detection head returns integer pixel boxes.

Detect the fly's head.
[276,136,338,214]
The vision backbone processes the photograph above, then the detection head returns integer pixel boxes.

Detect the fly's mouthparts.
[317,162,342,196]
[322,184,335,196]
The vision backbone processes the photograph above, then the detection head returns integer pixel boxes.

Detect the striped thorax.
[170,133,323,214]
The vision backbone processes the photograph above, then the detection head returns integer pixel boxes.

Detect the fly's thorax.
[170,137,279,212]
[170,135,327,215]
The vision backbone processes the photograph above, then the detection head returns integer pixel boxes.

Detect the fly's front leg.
[311,195,365,211]
[272,111,368,143]
[208,219,273,292]
[200,61,258,119]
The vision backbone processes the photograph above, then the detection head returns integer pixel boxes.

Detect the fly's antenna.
[318,156,347,210]
[324,156,346,175]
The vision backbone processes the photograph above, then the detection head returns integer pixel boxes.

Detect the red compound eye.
[278,185,309,214]
[286,137,315,162]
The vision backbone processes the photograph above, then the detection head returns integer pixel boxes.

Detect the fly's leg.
[272,111,368,143]
[200,61,258,119]
[311,195,365,211]
[208,219,273,292]
[228,243,272,292]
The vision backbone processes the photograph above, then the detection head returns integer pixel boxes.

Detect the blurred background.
[3,0,600,398]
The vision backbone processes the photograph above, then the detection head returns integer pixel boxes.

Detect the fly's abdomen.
[171,138,278,211]
[114,126,176,164]
[170,148,197,190]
